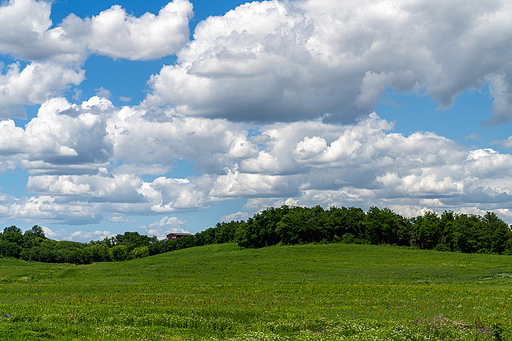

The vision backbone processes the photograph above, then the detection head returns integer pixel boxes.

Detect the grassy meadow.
[1,243,512,340]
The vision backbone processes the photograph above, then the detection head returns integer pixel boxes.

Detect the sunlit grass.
[1,243,512,340]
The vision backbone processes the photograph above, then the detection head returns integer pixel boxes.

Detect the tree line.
[1,206,512,264]
[178,206,512,254]
[0,227,178,264]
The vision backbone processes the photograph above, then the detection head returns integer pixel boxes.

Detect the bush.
[130,245,149,259]
[0,241,21,258]
[434,244,451,252]
[109,245,128,261]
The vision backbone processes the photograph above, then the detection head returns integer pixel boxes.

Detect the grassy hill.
[1,243,511,340]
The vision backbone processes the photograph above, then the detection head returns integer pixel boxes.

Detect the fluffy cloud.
[39,226,113,242]
[0,62,84,118]
[41,225,66,239]
[149,176,215,213]
[145,0,512,124]
[486,74,512,126]
[139,216,187,239]
[0,0,84,62]
[0,0,193,62]
[83,0,193,60]
[0,0,192,117]
[3,195,101,225]
[107,106,253,174]
[26,173,146,203]
[66,230,113,242]
[2,0,512,235]
[5,107,512,227]
[0,96,114,174]
[209,166,305,199]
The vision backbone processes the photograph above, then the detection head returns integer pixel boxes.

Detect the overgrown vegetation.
[1,206,512,265]
[1,243,512,340]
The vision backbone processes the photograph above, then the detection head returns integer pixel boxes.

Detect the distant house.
[166,232,193,241]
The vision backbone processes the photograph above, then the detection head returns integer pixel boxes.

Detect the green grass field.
[1,243,512,340]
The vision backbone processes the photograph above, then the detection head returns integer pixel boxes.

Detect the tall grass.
[1,243,512,340]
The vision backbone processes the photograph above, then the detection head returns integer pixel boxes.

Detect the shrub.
[434,244,451,252]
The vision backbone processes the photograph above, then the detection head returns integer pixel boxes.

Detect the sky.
[0,0,512,242]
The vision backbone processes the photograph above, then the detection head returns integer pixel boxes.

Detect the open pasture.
[1,243,512,340]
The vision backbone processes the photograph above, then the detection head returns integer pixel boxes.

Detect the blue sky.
[1,0,512,241]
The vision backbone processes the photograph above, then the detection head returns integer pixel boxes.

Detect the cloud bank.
[1,0,512,239]
[1,101,512,227]
[145,0,512,124]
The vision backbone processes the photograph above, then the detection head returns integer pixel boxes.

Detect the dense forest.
[1,206,512,264]
[182,206,512,254]
[0,226,175,264]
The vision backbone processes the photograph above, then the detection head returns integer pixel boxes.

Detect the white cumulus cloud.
[0,0,193,117]
[0,62,84,118]
[145,0,512,124]
[0,96,114,174]
[83,0,193,60]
